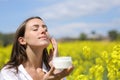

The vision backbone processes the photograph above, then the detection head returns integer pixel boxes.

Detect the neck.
[24,46,44,69]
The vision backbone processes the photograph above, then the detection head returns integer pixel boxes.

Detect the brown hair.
[6,16,50,72]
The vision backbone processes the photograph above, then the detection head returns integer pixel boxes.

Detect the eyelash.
[33,28,38,31]
[33,28,48,32]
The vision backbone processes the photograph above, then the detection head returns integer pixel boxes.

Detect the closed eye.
[32,24,39,31]
[42,25,47,29]
[33,28,38,31]
[42,25,48,32]
[31,24,48,32]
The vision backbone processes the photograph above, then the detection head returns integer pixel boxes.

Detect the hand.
[29,65,74,80]
[42,65,74,80]
[49,37,58,57]
[49,37,58,66]
[46,37,74,79]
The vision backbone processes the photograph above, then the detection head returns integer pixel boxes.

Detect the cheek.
[46,32,51,38]
[24,34,35,44]
[27,37,37,44]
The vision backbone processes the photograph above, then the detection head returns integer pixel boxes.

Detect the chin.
[40,41,50,47]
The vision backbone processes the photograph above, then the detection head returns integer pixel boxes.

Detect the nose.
[40,27,46,34]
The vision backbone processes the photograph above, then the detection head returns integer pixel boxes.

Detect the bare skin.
[18,18,74,80]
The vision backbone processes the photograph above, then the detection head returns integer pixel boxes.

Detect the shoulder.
[1,65,16,74]
[1,64,33,80]
[0,65,18,80]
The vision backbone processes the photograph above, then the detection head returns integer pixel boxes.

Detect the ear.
[18,37,26,45]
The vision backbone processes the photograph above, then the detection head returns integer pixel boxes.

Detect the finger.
[49,49,53,57]
[37,68,45,76]
[50,38,58,57]
[49,49,54,62]
[59,65,74,77]
[50,38,57,48]
[49,36,53,44]
[36,68,42,73]
[48,67,55,75]
[43,67,56,80]
[67,65,74,73]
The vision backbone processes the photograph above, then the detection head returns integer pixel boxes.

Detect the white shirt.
[0,64,66,80]
[0,64,33,80]
[0,64,47,80]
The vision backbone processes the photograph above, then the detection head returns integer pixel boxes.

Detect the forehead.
[26,18,45,27]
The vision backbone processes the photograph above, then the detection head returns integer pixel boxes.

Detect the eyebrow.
[42,24,47,28]
[32,24,47,28]
[33,24,39,28]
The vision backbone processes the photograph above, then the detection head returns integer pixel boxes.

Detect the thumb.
[43,67,55,80]
[48,67,55,75]
[36,68,45,76]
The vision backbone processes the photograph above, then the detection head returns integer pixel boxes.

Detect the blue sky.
[0,0,120,38]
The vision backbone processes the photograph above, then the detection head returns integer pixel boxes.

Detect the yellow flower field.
[0,41,120,80]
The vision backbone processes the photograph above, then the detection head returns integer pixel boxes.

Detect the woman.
[0,16,74,80]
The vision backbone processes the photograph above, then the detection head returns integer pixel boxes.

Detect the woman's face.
[23,18,50,48]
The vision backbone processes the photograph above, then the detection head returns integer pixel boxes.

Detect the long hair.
[6,16,50,72]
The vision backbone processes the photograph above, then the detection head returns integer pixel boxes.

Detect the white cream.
[53,57,72,69]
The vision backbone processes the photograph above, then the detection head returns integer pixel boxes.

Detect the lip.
[38,36,48,39]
